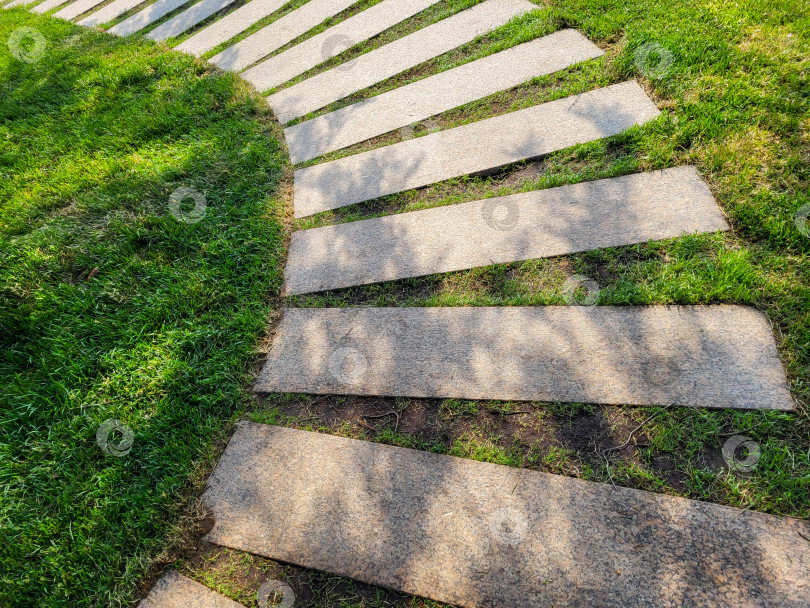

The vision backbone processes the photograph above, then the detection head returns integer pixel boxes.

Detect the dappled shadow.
[203,422,810,607]
[250,69,797,600]
[270,393,675,482]
[283,167,729,295]
[282,29,605,163]
[291,81,660,217]
[255,306,792,411]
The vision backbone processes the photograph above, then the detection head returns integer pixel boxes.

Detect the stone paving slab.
[285,167,729,295]
[30,0,67,15]
[145,0,235,41]
[78,0,147,25]
[242,0,442,92]
[175,0,286,56]
[210,0,359,72]
[285,29,604,162]
[54,0,106,20]
[108,0,192,36]
[293,81,660,217]
[139,571,242,608]
[266,0,536,122]
[255,306,793,409]
[205,423,809,608]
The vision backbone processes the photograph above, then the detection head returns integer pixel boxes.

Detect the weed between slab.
[1,0,809,606]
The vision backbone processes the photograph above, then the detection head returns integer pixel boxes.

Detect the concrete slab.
[241,0,443,92]
[254,306,793,409]
[78,0,148,25]
[293,81,660,217]
[174,0,287,56]
[205,423,809,608]
[139,571,242,608]
[210,0,359,72]
[108,0,193,36]
[285,167,730,295]
[266,0,537,122]
[285,29,604,162]
[31,0,68,11]
[145,0,236,41]
[54,0,106,20]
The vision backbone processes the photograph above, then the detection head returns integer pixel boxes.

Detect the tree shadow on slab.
[202,422,810,608]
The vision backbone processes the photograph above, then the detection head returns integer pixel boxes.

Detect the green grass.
[1,0,809,606]
[0,9,286,607]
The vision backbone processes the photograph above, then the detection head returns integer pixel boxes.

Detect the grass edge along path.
[0,9,288,607]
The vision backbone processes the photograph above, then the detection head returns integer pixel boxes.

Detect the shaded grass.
[0,10,286,607]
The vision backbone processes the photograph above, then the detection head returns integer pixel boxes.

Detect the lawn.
[0,9,286,606]
[0,0,808,606]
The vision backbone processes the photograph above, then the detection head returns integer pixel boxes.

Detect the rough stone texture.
[30,0,70,12]
[266,0,536,122]
[210,0,359,72]
[241,0,442,92]
[139,571,242,608]
[175,0,286,56]
[78,0,148,26]
[293,81,660,217]
[285,168,729,295]
[285,30,603,161]
[54,0,106,20]
[255,306,793,409]
[108,0,192,36]
[145,0,236,41]
[205,423,809,608]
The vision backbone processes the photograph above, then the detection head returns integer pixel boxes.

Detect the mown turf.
[0,9,286,607]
